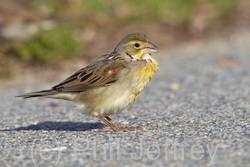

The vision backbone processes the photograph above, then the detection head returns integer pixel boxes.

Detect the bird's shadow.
[2,121,104,131]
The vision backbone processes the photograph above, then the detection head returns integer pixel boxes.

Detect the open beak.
[142,42,159,54]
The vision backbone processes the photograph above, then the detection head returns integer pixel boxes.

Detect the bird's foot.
[100,126,137,132]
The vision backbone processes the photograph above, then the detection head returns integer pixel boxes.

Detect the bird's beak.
[142,42,159,54]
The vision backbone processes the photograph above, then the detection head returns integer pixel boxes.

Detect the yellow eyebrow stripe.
[128,41,143,45]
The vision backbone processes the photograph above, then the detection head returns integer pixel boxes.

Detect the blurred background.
[0,0,249,79]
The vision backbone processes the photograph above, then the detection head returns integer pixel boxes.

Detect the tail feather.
[16,90,57,99]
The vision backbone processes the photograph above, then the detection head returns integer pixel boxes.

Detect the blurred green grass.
[14,27,82,63]
[0,0,243,78]
[31,0,240,24]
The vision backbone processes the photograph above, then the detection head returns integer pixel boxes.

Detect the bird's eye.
[134,43,140,48]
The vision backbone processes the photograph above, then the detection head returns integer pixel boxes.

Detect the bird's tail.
[16,89,57,99]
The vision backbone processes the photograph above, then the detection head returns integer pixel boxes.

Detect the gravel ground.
[0,31,250,167]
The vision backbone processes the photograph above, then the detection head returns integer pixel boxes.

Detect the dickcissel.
[18,33,159,132]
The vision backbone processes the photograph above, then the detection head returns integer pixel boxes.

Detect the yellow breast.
[132,60,158,100]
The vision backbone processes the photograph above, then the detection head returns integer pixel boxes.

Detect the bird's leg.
[105,116,120,127]
[105,116,137,132]
[94,114,119,131]
[94,113,136,132]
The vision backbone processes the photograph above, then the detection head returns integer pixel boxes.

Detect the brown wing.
[51,53,126,92]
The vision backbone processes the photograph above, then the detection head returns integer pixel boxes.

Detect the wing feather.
[52,53,126,92]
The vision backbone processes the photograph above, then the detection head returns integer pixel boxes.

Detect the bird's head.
[114,33,158,60]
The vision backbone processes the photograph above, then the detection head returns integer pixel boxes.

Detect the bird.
[17,33,159,132]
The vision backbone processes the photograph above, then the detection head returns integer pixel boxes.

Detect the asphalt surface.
[0,31,250,167]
